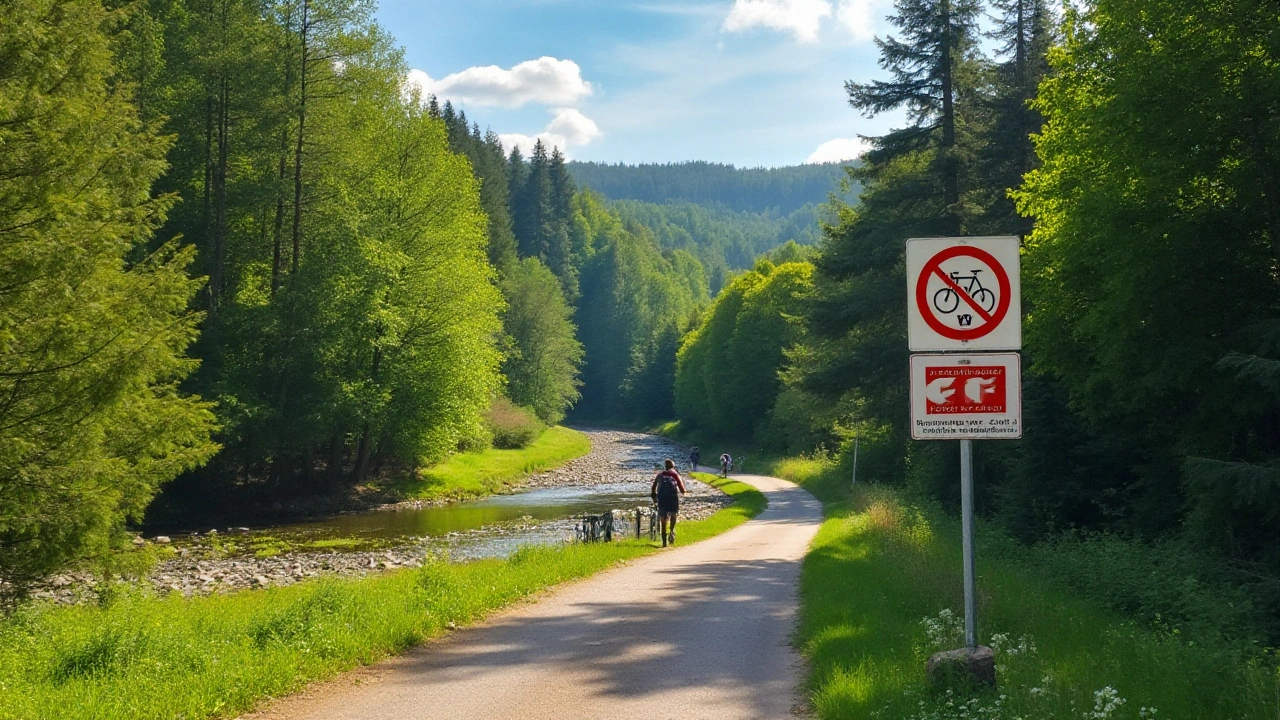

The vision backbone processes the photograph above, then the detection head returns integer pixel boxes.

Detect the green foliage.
[436,101,519,271]
[500,258,583,424]
[0,0,217,604]
[1015,0,1280,538]
[608,200,825,293]
[568,161,856,215]
[483,399,545,450]
[510,141,579,300]
[0,478,764,719]
[573,192,707,420]
[676,262,814,444]
[132,0,504,506]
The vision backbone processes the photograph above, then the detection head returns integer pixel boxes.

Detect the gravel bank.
[32,430,731,604]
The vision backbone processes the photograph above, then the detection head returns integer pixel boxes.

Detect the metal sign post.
[960,439,977,648]
[851,435,859,487]
[907,237,1021,685]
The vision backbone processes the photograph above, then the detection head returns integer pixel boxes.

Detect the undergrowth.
[771,456,1280,719]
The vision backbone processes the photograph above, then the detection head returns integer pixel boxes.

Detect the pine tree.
[0,0,217,603]
[846,0,985,234]
[976,0,1056,235]
[545,147,579,300]
[434,99,518,272]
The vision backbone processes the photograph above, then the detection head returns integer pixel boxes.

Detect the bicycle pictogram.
[932,269,997,315]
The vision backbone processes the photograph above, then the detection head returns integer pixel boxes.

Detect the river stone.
[926,645,996,689]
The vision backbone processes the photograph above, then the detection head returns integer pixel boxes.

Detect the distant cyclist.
[719,452,732,478]
[689,446,700,472]
[650,459,687,547]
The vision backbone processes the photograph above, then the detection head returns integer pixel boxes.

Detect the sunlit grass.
[0,475,763,720]
[387,425,591,501]
[789,458,1280,719]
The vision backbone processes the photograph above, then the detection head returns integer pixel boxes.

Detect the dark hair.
[664,459,675,470]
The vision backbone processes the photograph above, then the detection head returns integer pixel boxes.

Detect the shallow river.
[267,481,650,543]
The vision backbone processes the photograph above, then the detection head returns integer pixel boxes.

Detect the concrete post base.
[926,645,996,689]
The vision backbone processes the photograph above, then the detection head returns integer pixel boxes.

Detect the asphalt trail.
[244,471,823,720]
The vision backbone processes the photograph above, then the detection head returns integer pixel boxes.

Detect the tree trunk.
[325,430,345,489]
[203,93,213,236]
[272,132,287,296]
[353,345,383,484]
[209,76,229,315]
[290,0,309,275]
[1251,126,1280,264]
[940,0,960,235]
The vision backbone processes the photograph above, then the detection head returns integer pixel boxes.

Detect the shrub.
[484,399,545,449]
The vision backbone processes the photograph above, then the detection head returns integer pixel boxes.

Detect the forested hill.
[567,161,856,214]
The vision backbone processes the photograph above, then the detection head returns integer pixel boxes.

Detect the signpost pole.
[851,436,859,487]
[960,438,978,649]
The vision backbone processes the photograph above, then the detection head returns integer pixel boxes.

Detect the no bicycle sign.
[907,236,1021,352]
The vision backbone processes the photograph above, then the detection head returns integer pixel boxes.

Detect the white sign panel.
[910,354,1022,440]
[906,236,1021,352]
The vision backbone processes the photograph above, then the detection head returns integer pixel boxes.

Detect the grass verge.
[775,457,1280,719]
[386,425,591,501]
[0,475,763,720]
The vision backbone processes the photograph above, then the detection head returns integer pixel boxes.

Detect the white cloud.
[500,108,603,158]
[722,0,833,43]
[546,108,602,146]
[806,137,869,163]
[406,57,592,108]
[835,0,886,41]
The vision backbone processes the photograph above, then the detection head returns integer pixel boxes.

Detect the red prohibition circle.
[915,245,1011,341]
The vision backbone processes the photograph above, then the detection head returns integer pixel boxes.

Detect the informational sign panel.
[910,353,1022,440]
[907,236,1021,352]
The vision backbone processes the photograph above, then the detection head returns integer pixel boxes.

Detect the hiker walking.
[689,446,700,472]
[650,459,687,547]
[719,452,732,478]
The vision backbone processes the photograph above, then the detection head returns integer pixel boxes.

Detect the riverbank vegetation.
[0,476,763,720]
[389,426,591,502]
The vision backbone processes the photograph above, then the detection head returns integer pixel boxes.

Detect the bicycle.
[933,269,996,314]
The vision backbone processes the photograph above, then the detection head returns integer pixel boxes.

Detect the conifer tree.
[977,0,1056,234]
[545,147,579,300]
[846,0,985,234]
[435,98,518,271]
[0,0,217,602]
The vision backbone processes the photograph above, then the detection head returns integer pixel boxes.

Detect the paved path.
[245,472,824,720]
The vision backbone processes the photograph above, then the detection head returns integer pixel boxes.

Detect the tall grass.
[0,476,764,720]
[388,425,591,501]
[776,459,1280,719]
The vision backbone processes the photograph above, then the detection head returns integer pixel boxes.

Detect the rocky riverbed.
[31,430,731,605]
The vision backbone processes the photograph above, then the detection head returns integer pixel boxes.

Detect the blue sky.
[380,0,910,167]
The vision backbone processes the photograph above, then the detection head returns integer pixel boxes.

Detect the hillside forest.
[4,0,1280,657]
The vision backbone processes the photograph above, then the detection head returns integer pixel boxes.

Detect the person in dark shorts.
[689,446,700,472]
[719,452,732,478]
[650,459,687,547]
